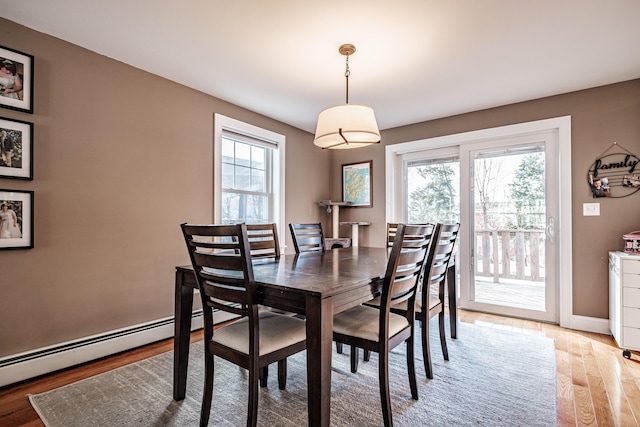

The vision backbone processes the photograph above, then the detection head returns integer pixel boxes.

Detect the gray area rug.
[29,321,556,426]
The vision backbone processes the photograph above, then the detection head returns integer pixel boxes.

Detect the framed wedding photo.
[0,189,34,249]
[342,160,372,207]
[0,45,34,114]
[0,117,33,180]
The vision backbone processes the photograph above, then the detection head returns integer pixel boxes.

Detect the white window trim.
[214,114,286,249]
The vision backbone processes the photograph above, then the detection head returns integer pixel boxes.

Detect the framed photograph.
[342,160,372,207]
[0,189,34,249]
[0,117,33,180]
[0,45,34,114]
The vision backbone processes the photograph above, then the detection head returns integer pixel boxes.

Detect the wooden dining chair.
[348,222,425,366]
[181,223,307,427]
[388,223,460,379]
[246,223,281,259]
[332,223,434,427]
[246,225,292,327]
[289,223,325,253]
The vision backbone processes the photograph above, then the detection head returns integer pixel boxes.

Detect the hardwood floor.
[458,310,640,426]
[1,310,638,426]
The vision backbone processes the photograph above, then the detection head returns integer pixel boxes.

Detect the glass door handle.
[546,217,555,245]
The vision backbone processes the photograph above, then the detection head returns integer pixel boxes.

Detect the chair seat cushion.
[366,293,440,313]
[213,311,306,356]
[333,305,410,342]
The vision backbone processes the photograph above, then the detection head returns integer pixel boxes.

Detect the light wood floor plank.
[567,332,597,426]
[593,340,638,426]
[617,355,640,425]
[581,339,617,426]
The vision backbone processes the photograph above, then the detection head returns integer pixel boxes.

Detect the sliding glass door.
[459,133,558,322]
[393,130,560,323]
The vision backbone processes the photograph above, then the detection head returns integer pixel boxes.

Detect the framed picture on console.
[0,45,34,114]
[0,189,34,249]
[0,117,33,180]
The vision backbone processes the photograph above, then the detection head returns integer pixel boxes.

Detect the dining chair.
[289,222,325,253]
[181,223,307,427]
[289,222,347,353]
[356,221,423,367]
[362,222,435,369]
[246,222,293,379]
[352,221,416,365]
[388,223,460,379]
[246,223,281,259]
[332,223,434,427]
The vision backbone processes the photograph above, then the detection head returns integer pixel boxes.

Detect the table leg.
[447,263,458,339]
[173,269,194,401]
[305,295,334,427]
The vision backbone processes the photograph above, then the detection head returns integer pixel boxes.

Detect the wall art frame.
[586,142,640,199]
[0,116,33,180]
[342,160,372,207]
[0,45,34,114]
[0,189,34,249]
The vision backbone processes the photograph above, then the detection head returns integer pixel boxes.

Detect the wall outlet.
[583,203,600,216]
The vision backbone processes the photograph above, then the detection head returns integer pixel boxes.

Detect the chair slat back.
[386,223,399,247]
[289,223,325,253]
[381,224,435,314]
[181,223,256,320]
[424,223,460,298]
[246,223,281,259]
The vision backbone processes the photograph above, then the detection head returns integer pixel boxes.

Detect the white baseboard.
[565,314,611,335]
[0,311,208,388]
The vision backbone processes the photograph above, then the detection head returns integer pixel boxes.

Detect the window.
[405,155,460,225]
[214,114,285,235]
[221,137,269,223]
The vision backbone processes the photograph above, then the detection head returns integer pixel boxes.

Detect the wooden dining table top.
[251,246,388,292]
[176,246,391,315]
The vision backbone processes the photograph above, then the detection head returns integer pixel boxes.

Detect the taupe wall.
[332,79,640,320]
[0,19,330,357]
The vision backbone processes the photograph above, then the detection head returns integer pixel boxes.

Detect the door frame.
[385,116,573,327]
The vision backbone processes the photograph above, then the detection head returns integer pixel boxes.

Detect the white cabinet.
[609,251,640,357]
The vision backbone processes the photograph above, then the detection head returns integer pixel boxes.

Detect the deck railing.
[475,229,545,282]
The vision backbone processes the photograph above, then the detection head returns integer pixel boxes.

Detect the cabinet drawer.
[624,287,640,307]
[623,307,640,328]
[622,259,640,275]
[623,273,640,288]
[623,327,640,350]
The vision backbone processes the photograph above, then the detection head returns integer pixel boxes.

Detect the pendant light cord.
[344,53,350,104]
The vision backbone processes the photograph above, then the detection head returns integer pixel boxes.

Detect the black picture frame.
[0,117,33,180]
[0,45,34,114]
[342,160,372,207]
[0,189,34,249]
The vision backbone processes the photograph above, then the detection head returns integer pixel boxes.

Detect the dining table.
[172,246,458,427]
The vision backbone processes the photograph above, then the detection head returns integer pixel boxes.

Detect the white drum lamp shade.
[314,104,380,149]
[313,44,381,150]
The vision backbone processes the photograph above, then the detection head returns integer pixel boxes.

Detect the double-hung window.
[214,114,285,236]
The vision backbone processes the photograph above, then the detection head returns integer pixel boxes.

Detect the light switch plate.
[583,203,600,216]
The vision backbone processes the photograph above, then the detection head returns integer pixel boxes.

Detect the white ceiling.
[1,1,639,133]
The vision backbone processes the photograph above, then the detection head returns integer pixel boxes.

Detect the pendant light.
[313,44,380,149]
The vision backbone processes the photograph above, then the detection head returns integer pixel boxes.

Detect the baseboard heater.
[0,309,234,388]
